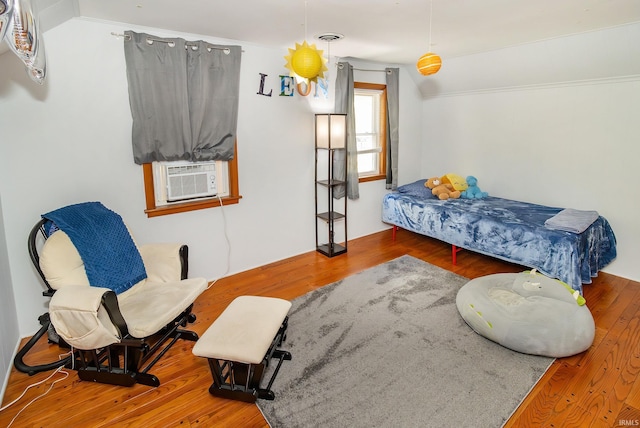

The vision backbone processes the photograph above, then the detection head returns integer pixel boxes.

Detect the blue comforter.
[382,180,617,293]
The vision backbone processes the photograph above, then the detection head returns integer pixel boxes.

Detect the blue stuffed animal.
[461,176,488,199]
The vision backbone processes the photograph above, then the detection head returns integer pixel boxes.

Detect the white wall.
[421,26,640,283]
[0,17,423,339]
[0,195,20,399]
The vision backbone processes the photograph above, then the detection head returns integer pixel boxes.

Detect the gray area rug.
[257,255,553,427]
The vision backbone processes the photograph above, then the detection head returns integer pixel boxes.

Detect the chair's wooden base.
[205,317,291,403]
[77,367,139,387]
[74,306,199,387]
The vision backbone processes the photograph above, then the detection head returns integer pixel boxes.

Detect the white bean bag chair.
[456,270,595,358]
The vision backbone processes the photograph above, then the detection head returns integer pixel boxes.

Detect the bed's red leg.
[392,225,398,241]
[451,245,465,265]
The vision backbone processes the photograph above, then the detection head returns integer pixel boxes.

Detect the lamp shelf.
[316,243,347,258]
[316,179,346,187]
[316,211,345,222]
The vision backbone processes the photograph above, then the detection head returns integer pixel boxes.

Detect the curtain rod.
[111,32,232,54]
[337,62,392,74]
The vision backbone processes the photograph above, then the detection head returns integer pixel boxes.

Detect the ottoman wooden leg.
[193,296,293,403]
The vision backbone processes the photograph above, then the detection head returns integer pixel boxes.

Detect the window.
[354,82,387,182]
[142,142,242,218]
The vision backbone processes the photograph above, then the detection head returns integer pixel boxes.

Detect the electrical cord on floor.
[206,195,231,290]
[0,351,72,427]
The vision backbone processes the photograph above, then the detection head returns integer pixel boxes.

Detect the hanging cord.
[304,0,308,41]
[0,351,72,427]
[429,0,433,51]
[206,195,231,290]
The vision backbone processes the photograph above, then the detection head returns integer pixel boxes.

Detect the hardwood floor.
[1,229,638,427]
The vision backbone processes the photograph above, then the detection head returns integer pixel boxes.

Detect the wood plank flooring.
[1,228,638,427]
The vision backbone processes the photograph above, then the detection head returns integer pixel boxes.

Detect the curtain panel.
[385,68,399,190]
[123,31,242,165]
[334,61,359,200]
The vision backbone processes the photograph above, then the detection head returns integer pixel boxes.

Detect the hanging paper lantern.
[284,40,328,84]
[417,52,442,76]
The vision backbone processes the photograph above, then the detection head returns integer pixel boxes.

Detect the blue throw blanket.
[42,202,147,294]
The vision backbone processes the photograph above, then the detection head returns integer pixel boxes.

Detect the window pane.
[354,95,373,133]
[357,153,378,175]
[356,135,374,151]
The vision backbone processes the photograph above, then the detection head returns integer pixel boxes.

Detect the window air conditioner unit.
[166,161,218,202]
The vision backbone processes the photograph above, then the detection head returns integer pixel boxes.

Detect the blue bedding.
[382,180,617,293]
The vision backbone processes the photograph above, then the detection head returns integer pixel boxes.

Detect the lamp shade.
[315,114,347,149]
[417,52,442,76]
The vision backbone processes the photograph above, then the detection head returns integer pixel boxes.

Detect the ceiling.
[4,0,640,68]
[69,0,640,65]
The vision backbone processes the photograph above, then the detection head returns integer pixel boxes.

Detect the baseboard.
[0,338,21,405]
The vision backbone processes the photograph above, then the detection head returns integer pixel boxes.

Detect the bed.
[382,180,617,293]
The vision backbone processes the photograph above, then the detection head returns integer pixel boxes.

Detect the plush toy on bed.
[441,173,468,192]
[460,176,488,199]
[425,177,461,200]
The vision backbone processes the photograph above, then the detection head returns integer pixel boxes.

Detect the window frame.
[142,141,242,218]
[354,82,387,183]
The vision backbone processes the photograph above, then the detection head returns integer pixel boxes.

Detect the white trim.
[430,74,640,99]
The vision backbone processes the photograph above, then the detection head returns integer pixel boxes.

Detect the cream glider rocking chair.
[24,202,207,387]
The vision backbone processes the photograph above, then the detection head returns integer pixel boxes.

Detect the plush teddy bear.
[425,177,461,200]
[460,176,488,199]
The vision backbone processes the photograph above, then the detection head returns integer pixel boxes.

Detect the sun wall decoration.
[284,40,328,84]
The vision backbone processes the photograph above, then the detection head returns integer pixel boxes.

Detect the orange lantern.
[417,52,442,76]
[417,0,442,77]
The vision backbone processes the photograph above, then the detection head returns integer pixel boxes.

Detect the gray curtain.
[385,68,399,190]
[123,31,241,165]
[334,61,359,200]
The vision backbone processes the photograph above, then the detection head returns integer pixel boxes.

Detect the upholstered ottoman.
[193,295,292,402]
[456,270,595,358]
